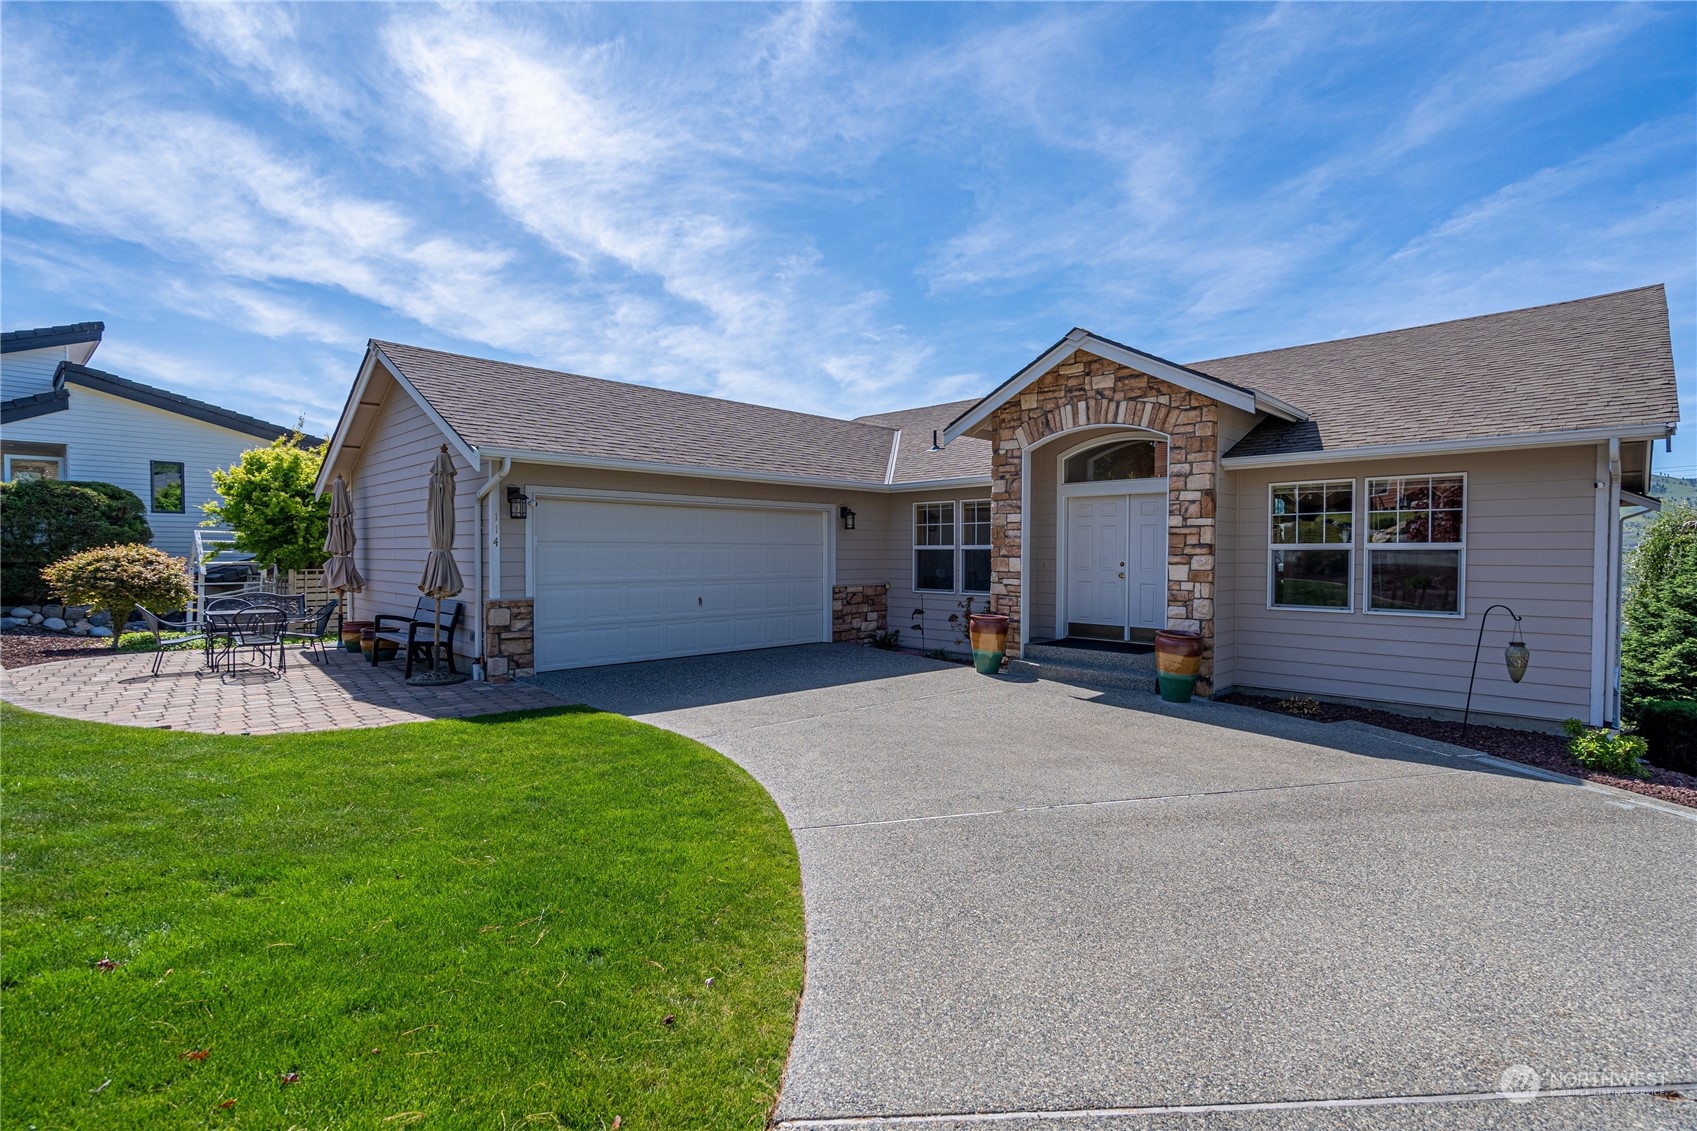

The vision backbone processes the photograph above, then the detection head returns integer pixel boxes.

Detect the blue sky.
[3,2,1694,472]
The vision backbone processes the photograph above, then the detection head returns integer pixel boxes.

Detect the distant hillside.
[1649,472,1697,506]
[1625,473,1696,556]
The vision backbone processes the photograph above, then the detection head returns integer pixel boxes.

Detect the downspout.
[473,455,512,679]
[1606,438,1623,726]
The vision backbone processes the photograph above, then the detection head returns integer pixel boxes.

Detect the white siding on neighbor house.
[1,348,72,399]
[1225,445,1600,725]
[344,381,481,657]
[2,384,283,560]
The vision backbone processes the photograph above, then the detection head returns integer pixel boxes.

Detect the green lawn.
[0,706,804,1129]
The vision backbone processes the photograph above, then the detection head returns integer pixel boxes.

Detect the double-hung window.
[1366,474,1465,615]
[961,500,992,593]
[914,500,993,593]
[1269,480,1353,610]
[914,502,956,592]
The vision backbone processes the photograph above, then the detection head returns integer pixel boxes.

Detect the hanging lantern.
[1504,625,1531,684]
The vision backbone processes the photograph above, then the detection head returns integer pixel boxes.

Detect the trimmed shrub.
[0,479,151,603]
[1562,718,1650,780]
[1621,502,1697,718]
[1633,699,1697,776]
[40,544,193,651]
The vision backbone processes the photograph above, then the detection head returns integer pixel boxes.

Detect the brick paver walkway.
[0,646,563,735]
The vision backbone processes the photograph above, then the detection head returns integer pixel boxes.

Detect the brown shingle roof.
[854,399,992,484]
[375,341,898,484]
[1204,286,1678,459]
[373,286,1678,483]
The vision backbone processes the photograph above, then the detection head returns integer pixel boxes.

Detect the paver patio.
[0,646,561,734]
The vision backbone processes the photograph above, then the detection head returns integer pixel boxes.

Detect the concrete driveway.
[529,645,1697,1130]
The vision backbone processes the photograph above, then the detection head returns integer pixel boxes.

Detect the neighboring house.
[1,322,315,561]
[315,286,1679,728]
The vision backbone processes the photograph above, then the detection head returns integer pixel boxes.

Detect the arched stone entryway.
[985,349,1221,689]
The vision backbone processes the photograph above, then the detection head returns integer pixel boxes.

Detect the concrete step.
[1013,639,1157,692]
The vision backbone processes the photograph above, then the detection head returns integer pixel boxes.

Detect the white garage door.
[532,497,830,671]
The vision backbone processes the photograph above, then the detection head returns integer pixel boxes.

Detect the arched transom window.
[1062,438,1167,484]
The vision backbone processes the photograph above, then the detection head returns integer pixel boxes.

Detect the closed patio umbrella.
[411,444,465,684]
[323,475,365,644]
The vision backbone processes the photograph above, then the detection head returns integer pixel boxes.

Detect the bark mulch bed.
[1,628,118,670]
[1220,692,1697,811]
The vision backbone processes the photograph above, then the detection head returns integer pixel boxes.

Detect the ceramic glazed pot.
[359,627,397,663]
[341,620,373,653]
[968,612,1010,675]
[1153,628,1204,703]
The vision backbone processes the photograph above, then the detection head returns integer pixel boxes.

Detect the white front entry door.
[1066,496,1128,633]
[532,497,829,671]
[1067,493,1166,637]
[1128,494,1165,628]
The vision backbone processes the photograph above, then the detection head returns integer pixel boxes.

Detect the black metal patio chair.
[134,607,212,676]
[220,607,289,676]
[283,598,339,662]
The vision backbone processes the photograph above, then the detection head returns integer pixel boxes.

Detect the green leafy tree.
[202,434,330,572]
[1620,501,1697,718]
[40,543,193,650]
[0,479,152,604]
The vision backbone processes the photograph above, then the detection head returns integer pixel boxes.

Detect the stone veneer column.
[483,598,534,682]
[986,350,1219,690]
[832,583,889,644]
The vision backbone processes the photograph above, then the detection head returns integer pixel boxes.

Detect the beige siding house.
[317,286,1679,729]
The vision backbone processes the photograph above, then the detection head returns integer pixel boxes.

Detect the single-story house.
[1,322,314,561]
[315,285,1679,728]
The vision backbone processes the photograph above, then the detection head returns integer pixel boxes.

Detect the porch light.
[1461,604,1531,742]
[506,485,530,520]
[840,505,856,530]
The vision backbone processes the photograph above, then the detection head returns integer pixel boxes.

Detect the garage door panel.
[533,498,829,671]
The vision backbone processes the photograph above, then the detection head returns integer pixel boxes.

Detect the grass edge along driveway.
[1,704,804,1129]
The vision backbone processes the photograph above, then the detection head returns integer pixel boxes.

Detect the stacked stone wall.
[483,598,534,682]
[832,583,888,643]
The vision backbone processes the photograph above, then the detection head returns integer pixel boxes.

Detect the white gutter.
[472,445,984,494]
[471,456,512,677]
[1222,422,1676,470]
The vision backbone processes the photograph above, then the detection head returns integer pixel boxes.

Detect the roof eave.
[53,362,314,446]
[1219,422,1678,469]
[0,322,105,355]
[477,445,991,493]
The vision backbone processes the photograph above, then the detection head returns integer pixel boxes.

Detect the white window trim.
[912,499,959,594]
[3,454,65,481]
[1363,471,1468,619]
[1266,479,1356,614]
[960,499,992,595]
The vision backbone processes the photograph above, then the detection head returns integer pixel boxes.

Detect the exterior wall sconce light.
[1461,604,1530,742]
[506,485,530,520]
[839,506,856,530]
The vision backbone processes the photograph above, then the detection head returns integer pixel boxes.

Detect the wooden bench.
[372,599,464,678]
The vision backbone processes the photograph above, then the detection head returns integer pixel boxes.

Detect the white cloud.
[172,2,353,126]
[379,7,937,412]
